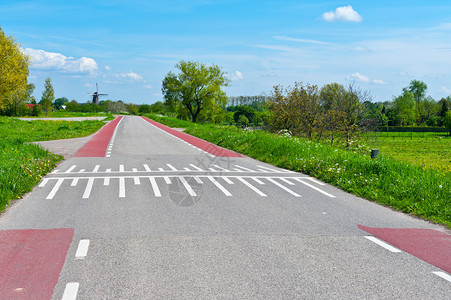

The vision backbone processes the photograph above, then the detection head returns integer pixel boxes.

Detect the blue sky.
[1,0,451,104]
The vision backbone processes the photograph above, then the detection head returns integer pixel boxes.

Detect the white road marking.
[208,168,218,172]
[364,236,402,253]
[305,177,326,186]
[119,177,125,198]
[266,178,301,197]
[212,164,229,171]
[167,164,177,171]
[433,271,451,282]
[39,178,49,187]
[79,169,85,173]
[257,169,269,173]
[256,165,278,172]
[65,165,77,173]
[252,177,265,185]
[132,168,138,172]
[134,176,140,185]
[232,168,244,172]
[234,165,255,172]
[62,282,79,300]
[280,178,295,185]
[208,176,232,196]
[51,169,59,174]
[104,177,110,185]
[158,168,164,172]
[164,176,172,184]
[92,165,100,173]
[119,165,124,172]
[149,177,161,197]
[293,178,335,198]
[222,177,234,184]
[237,177,267,197]
[71,178,79,187]
[189,164,204,171]
[47,178,64,199]
[83,178,95,199]
[75,239,90,259]
[143,164,151,172]
[106,169,111,173]
[179,177,196,196]
[193,176,203,184]
[184,168,191,171]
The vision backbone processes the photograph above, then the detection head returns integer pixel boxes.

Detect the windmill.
[88,83,108,105]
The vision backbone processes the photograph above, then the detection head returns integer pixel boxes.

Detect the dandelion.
[439,185,443,189]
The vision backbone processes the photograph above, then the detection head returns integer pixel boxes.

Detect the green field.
[0,116,107,211]
[368,137,451,172]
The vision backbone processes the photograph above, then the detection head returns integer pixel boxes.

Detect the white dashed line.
[62,282,79,300]
[364,236,402,253]
[82,178,94,199]
[75,239,90,259]
[237,177,267,197]
[47,178,64,200]
[266,178,301,197]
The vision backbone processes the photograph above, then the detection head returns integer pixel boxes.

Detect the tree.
[0,26,31,112]
[233,105,256,124]
[53,97,69,110]
[392,92,417,126]
[161,61,229,122]
[444,111,451,136]
[402,80,427,103]
[40,77,54,116]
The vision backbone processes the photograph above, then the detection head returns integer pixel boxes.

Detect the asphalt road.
[0,115,449,299]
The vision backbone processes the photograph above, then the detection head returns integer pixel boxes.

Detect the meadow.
[0,116,106,211]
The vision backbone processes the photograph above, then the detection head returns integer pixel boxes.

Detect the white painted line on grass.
[433,271,451,282]
[267,178,301,197]
[119,177,125,198]
[237,177,267,197]
[62,282,79,300]
[293,178,335,198]
[75,239,90,259]
[208,176,232,196]
[65,165,77,173]
[82,178,94,199]
[47,178,64,199]
[149,177,161,197]
[364,236,402,253]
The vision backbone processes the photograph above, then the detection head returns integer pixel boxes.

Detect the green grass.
[0,116,107,212]
[20,111,114,119]
[367,136,451,172]
[181,125,450,228]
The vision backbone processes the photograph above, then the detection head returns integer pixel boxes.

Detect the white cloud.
[105,65,112,71]
[322,6,363,23]
[144,84,153,89]
[350,72,370,82]
[117,71,144,81]
[442,86,451,94]
[273,35,334,45]
[23,48,98,74]
[372,79,386,85]
[229,70,243,81]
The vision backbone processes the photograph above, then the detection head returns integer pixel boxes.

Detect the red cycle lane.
[74,116,123,157]
[141,116,243,158]
[0,228,74,299]
[359,225,451,273]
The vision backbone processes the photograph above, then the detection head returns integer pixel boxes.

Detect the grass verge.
[0,117,106,212]
[182,125,450,228]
